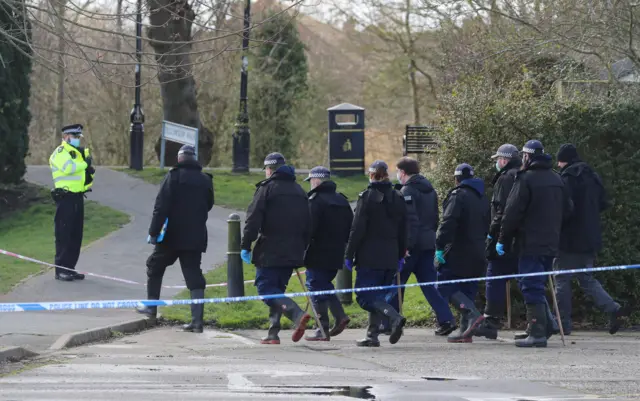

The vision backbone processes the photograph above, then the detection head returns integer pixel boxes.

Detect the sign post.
[160,120,199,169]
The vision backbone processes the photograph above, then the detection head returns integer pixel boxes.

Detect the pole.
[227,214,244,297]
[295,268,326,339]
[232,0,251,173]
[548,275,566,346]
[129,0,144,171]
[506,281,512,329]
[396,273,403,315]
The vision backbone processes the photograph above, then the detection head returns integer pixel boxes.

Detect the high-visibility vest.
[49,141,90,193]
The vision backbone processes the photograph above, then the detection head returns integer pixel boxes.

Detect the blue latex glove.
[241,249,252,264]
[398,259,405,272]
[496,242,505,256]
[487,234,493,240]
[435,250,446,265]
[344,259,353,271]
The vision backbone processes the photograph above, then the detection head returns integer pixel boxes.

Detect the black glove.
[85,156,93,167]
[87,166,96,175]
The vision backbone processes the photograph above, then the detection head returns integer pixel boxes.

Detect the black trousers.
[54,193,84,274]
[145,246,206,299]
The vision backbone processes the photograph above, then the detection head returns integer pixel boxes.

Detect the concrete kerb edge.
[49,316,157,351]
[0,346,39,364]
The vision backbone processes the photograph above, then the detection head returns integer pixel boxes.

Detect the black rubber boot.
[356,312,381,347]
[182,289,205,333]
[327,296,350,337]
[305,301,330,342]
[515,299,558,340]
[261,306,282,345]
[275,298,310,343]
[372,301,406,345]
[434,321,457,336]
[55,271,75,282]
[447,291,485,343]
[515,304,548,348]
[609,305,629,335]
[136,275,162,318]
[475,316,499,340]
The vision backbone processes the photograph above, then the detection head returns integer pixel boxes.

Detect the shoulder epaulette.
[309,192,318,200]
[57,146,64,153]
[358,190,366,198]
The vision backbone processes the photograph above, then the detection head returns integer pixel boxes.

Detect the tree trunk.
[146,0,214,166]
[54,0,66,148]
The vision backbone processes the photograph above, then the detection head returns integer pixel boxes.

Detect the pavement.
[0,166,244,352]
[1,327,637,400]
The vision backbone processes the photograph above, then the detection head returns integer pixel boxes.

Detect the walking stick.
[396,272,404,315]
[506,281,512,329]
[295,268,327,339]
[548,274,566,346]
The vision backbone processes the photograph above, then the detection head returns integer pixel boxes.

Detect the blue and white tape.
[1,263,638,313]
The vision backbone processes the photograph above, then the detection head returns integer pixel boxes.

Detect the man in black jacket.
[136,145,214,334]
[498,140,572,348]
[303,166,354,341]
[435,163,491,343]
[481,144,521,338]
[554,144,627,335]
[384,157,456,336]
[241,152,312,345]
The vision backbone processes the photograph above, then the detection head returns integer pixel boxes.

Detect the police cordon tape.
[1,263,638,313]
[0,248,305,290]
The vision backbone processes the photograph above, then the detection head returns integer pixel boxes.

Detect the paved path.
[1,327,636,400]
[0,166,243,352]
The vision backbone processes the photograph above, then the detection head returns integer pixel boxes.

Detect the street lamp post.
[232,0,251,173]
[129,0,144,171]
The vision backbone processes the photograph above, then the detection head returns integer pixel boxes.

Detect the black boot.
[55,271,75,282]
[515,300,558,340]
[372,301,406,345]
[475,316,499,340]
[274,298,310,343]
[182,289,205,333]
[261,306,282,345]
[306,301,330,342]
[327,296,350,337]
[136,275,162,318]
[447,291,485,343]
[609,305,629,335]
[515,304,547,348]
[434,321,457,336]
[356,312,381,347]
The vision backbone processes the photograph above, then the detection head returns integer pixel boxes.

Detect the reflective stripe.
[50,165,58,172]
[62,159,77,174]
[53,175,82,182]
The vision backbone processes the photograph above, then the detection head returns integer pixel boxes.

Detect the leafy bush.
[434,73,640,327]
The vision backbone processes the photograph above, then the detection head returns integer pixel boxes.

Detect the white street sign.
[162,121,197,146]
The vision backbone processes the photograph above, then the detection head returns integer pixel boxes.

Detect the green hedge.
[433,76,640,327]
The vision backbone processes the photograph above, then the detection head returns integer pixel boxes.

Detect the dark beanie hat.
[557,144,580,163]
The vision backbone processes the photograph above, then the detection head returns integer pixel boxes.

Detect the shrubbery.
[433,73,640,327]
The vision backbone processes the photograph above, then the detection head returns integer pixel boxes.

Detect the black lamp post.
[129,0,144,171]
[232,0,251,173]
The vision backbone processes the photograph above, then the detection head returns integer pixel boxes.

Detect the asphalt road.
[1,327,636,400]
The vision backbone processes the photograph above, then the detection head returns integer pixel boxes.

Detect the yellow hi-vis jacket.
[49,141,94,193]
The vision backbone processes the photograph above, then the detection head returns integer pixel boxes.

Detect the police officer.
[241,152,312,345]
[345,160,407,347]
[480,144,521,339]
[49,124,95,281]
[435,163,490,343]
[303,166,354,341]
[497,140,572,348]
[136,145,214,334]
[554,144,628,335]
[383,157,456,336]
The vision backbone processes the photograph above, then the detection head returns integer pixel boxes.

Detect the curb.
[49,317,156,351]
[0,346,39,364]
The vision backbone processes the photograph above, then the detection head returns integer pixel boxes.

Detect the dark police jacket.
[241,166,311,268]
[304,181,354,271]
[400,174,439,251]
[486,158,521,260]
[559,161,609,255]
[345,181,407,271]
[149,160,214,253]
[436,178,490,278]
[499,155,573,257]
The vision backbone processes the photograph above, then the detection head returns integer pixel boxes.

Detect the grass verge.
[0,183,130,294]
[118,168,369,210]
[161,263,435,330]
